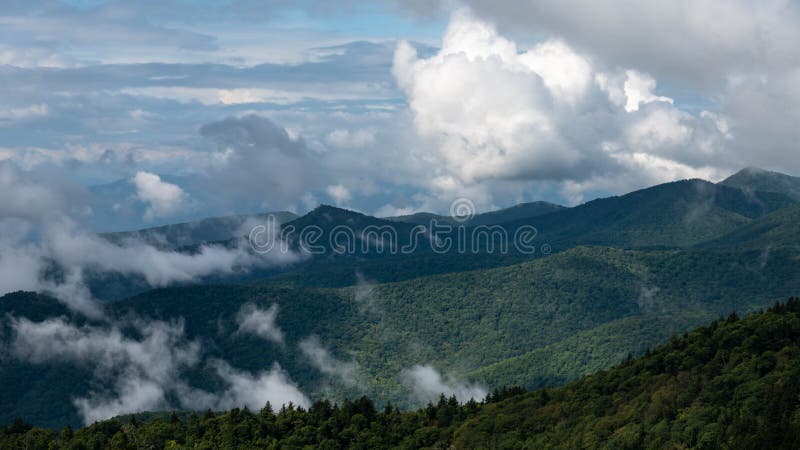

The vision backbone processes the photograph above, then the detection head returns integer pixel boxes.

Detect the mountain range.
[2,167,800,429]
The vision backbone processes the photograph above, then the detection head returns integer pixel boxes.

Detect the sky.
[2,0,800,231]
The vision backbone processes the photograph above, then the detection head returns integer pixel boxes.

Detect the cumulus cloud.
[416,0,800,84]
[199,115,325,211]
[402,365,487,404]
[235,303,285,345]
[393,10,733,205]
[393,11,585,184]
[1,2,798,227]
[9,315,309,424]
[299,335,361,387]
[133,171,187,220]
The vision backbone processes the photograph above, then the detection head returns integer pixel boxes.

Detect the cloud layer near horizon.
[0,1,798,222]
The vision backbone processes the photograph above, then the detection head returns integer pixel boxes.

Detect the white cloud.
[621,70,674,113]
[326,184,352,206]
[184,361,311,412]
[199,115,324,211]
[235,303,285,345]
[0,104,49,122]
[0,234,45,300]
[0,167,301,316]
[0,162,64,220]
[518,40,593,106]
[133,171,187,221]
[393,11,584,186]
[10,316,199,424]
[9,315,309,424]
[0,215,299,316]
[299,335,361,387]
[402,365,487,404]
[434,0,800,84]
[393,10,733,205]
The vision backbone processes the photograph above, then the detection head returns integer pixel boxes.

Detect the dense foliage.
[5,300,800,449]
[3,177,799,428]
[3,241,800,428]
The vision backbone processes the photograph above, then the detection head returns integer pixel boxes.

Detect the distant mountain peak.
[307,204,367,219]
[288,204,388,229]
[720,167,800,200]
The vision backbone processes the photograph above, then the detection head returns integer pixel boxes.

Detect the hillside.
[701,202,800,250]
[3,241,800,428]
[5,300,800,449]
[209,179,797,291]
[3,174,800,429]
[720,167,800,200]
[504,179,796,250]
[78,178,797,303]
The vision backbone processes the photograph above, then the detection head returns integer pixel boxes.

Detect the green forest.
[3,169,800,437]
[5,299,800,449]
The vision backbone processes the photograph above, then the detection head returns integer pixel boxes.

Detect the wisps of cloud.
[235,303,285,346]
[8,315,309,424]
[402,364,487,404]
[299,335,361,387]
[0,162,301,316]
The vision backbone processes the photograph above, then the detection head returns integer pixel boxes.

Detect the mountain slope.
[504,179,796,250]
[6,300,800,449]
[720,167,800,200]
[83,178,798,302]
[702,202,800,250]
[4,241,800,428]
[453,299,800,449]
[230,179,796,289]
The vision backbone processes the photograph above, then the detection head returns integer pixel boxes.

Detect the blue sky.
[1,0,799,231]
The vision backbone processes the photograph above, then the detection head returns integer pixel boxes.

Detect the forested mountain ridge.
[4,242,800,428]
[3,172,800,429]
[497,179,796,251]
[5,299,800,449]
[700,202,800,250]
[79,176,797,303]
[720,167,800,200]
